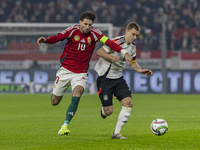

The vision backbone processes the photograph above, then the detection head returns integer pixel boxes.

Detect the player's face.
[125,28,140,44]
[79,19,93,34]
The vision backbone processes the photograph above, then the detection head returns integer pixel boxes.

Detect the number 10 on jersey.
[78,43,86,50]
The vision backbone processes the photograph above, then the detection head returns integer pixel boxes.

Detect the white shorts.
[52,67,88,96]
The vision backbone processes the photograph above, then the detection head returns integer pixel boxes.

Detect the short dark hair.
[126,22,140,31]
[79,11,96,22]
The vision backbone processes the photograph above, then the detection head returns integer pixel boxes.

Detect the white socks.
[114,106,132,134]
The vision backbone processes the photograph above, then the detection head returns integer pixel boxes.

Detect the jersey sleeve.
[102,38,122,53]
[90,27,122,53]
[91,28,104,41]
[45,25,75,44]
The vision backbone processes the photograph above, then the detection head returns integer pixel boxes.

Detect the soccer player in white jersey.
[37,11,132,136]
[94,22,153,139]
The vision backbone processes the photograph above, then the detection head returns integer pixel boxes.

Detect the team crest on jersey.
[87,37,91,44]
[74,35,80,41]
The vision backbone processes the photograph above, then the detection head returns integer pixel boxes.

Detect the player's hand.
[140,69,153,75]
[112,56,120,62]
[37,37,46,45]
[124,53,132,65]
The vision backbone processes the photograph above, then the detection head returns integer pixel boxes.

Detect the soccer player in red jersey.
[37,11,132,136]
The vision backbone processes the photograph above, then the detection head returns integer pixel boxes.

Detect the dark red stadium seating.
[32,42,38,50]
[20,42,32,51]
[7,41,20,50]
[175,28,198,40]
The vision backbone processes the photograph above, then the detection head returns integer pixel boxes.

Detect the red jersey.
[45,25,104,73]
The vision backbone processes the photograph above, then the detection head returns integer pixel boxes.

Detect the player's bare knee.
[121,98,133,107]
[105,111,112,116]
[127,100,133,108]
[72,86,84,97]
[125,100,133,108]
[51,99,59,106]
[105,109,113,116]
[51,95,62,106]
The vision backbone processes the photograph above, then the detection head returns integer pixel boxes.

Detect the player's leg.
[52,67,76,136]
[112,77,132,139]
[97,76,114,119]
[111,97,132,139]
[101,105,113,118]
[58,73,88,136]
[51,67,71,106]
[64,85,84,125]
[51,94,63,106]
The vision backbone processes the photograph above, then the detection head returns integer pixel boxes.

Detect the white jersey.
[94,35,137,79]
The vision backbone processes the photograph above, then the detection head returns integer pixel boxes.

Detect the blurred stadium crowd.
[0,0,200,52]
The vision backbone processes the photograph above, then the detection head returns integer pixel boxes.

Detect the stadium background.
[0,0,200,94]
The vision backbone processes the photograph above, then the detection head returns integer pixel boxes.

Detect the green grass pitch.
[0,94,200,150]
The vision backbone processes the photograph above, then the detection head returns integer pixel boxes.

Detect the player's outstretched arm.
[131,61,153,75]
[99,36,132,64]
[37,37,46,45]
[123,52,132,65]
[105,39,132,65]
[97,47,120,62]
[140,69,153,75]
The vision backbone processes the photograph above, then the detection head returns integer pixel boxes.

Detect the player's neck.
[124,36,130,45]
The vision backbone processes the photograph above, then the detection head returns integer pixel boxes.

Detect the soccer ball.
[150,118,168,136]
